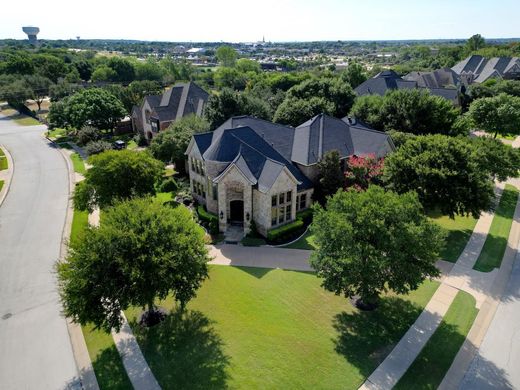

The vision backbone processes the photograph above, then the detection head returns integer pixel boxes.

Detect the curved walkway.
[0,117,80,389]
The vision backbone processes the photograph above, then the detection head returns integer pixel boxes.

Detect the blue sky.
[2,0,519,42]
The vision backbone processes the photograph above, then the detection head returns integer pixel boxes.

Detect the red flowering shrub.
[345,154,384,191]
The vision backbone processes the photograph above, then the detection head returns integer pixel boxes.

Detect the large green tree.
[317,150,344,199]
[468,93,520,138]
[383,134,496,217]
[466,34,486,52]
[311,186,443,308]
[74,150,164,211]
[149,115,210,170]
[24,74,53,111]
[274,76,356,126]
[52,88,126,130]
[216,46,238,67]
[57,197,209,332]
[204,88,271,128]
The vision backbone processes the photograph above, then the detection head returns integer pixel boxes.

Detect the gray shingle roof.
[292,114,395,165]
[452,55,520,83]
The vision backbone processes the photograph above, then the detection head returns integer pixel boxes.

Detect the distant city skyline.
[2,0,519,43]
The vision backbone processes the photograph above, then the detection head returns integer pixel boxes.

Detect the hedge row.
[267,219,305,244]
[196,205,219,235]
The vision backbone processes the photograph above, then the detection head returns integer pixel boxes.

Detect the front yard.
[124,265,439,389]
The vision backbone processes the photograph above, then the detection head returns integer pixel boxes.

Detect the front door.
[229,200,244,223]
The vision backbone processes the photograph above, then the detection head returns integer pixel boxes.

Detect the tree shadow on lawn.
[131,309,231,390]
[91,345,132,390]
[332,297,423,377]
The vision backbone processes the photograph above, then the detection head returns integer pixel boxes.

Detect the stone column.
[243,184,252,235]
[217,183,227,233]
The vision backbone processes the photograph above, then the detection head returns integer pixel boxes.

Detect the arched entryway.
[229,200,244,223]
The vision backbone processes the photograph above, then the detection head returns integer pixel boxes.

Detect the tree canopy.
[57,197,210,332]
[350,89,461,135]
[383,134,496,217]
[149,115,210,169]
[73,150,164,211]
[49,88,126,130]
[216,46,238,67]
[467,93,520,138]
[311,186,443,308]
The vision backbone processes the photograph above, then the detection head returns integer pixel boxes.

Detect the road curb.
[0,144,14,208]
[51,136,100,390]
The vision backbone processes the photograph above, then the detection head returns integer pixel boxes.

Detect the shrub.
[76,125,99,146]
[296,208,313,225]
[267,219,305,244]
[158,177,178,193]
[85,140,113,156]
[197,205,219,235]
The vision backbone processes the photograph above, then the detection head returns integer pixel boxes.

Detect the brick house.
[185,114,395,238]
[131,82,209,141]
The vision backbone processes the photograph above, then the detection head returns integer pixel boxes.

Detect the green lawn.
[428,212,478,263]
[47,128,68,140]
[12,114,40,126]
[81,324,132,389]
[474,185,519,272]
[0,148,7,171]
[70,152,86,175]
[0,180,4,192]
[282,229,317,250]
[70,207,88,244]
[395,291,478,390]
[125,266,439,389]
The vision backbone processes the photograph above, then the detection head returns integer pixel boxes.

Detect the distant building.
[131,82,209,141]
[452,55,520,84]
[186,114,395,238]
[355,70,460,106]
[22,26,39,44]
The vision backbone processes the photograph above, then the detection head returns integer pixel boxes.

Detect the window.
[145,109,151,124]
[271,190,293,226]
[299,193,307,210]
[213,185,218,201]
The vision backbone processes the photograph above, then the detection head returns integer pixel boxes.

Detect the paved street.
[0,116,79,389]
[461,252,520,390]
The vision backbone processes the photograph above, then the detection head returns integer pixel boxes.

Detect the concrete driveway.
[0,117,79,389]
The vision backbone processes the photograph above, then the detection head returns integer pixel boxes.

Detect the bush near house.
[296,208,313,225]
[197,205,219,235]
[267,219,305,244]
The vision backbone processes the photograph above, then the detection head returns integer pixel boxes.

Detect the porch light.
[246,212,250,221]
[220,211,224,220]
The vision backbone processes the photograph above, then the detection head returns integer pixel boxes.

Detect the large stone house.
[355,70,460,105]
[451,55,520,84]
[185,114,395,237]
[131,82,209,141]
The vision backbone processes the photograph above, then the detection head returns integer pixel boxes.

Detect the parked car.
[113,140,126,150]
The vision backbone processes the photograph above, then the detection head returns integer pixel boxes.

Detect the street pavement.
[0,116,79,389]
[461,251,520,390]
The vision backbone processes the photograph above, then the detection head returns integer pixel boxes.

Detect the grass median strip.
[394,291,478,390]
[0,148,7,171]
[70,152,86,175]
[125,265,439,389]
[474,184,519,272]
[0,180,4,192]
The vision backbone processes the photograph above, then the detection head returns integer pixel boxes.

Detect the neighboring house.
[404,68,460,88]
[355,70,460,105]
[185,114,395,237]
[131,82,209,140]
[452,55,520,84]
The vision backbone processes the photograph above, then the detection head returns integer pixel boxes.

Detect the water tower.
[22,26,40,44]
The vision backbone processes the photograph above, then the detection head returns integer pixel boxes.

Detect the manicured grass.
[395,291,478,390]
[70,152,86,175]
[282,229,317,250]
[155,192,173,204]
[70,207,89,244]
[241,236,266,246]
[0,180,4,192]
[81,324,132,389]
[429,211,478,263]
[125,266,439,389]
[12,114,40,126]
[474,185,519,272]
[0,148,7,171]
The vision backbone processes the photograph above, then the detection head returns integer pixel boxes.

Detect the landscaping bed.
[474,184,519,272]
[0,148,7,171]
[125,265,439,389]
